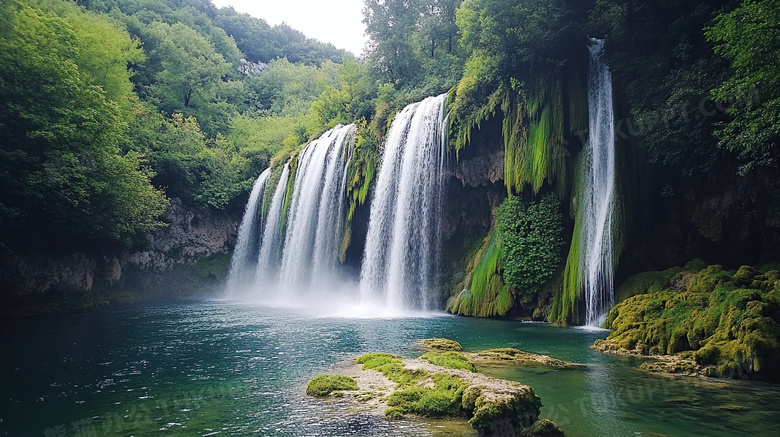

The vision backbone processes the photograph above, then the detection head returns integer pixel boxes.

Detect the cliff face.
[0,198,239,312]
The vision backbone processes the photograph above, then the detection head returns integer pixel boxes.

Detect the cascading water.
[226,124,356,300]
[582,38,617,326]
[359,94,448,311]
[254,163,290,289]
[278,124,355,292]
[226,168,271,295]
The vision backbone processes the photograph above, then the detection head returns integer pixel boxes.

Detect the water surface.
[2,300,779,436]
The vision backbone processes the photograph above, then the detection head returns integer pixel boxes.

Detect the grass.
[420,352,477,372]
[356,353,428,385]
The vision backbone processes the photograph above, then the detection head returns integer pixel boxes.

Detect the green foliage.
[0,0,168,250]
[420,352,477,372]
[211,6,347,65]
[447,230,515,317]
[129,109,247,209]
[497,195,564,295]
[706,0,780,172]
[599,264,780,380]
[140,21,234,135]
[340,120,378,262]
[306,374,359,397]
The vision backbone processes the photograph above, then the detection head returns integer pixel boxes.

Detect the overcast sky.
[211,0,368,56]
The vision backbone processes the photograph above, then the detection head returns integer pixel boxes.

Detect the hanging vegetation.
[339,120,378,263]
[447,231,515,317]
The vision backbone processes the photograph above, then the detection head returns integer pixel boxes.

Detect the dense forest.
[2,0,779,328]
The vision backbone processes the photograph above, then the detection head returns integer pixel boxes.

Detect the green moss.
[356,352,402,368]
[339,119,377,262]
[384,406,406,419]
[385,373,467,418]
[614,267,684,305]
[422,338,464,351]
[356,353,427,385]
[598,263,780,380]
[306,374,358,397]
[468,387,542,432]
[447,229,517,318]
[420,352,477,372]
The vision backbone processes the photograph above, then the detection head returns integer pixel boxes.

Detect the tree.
[707,0,780,172]
[0,0,168,251]
[363,0,422,85]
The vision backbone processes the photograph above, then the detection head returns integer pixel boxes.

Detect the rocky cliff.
[0,199,239,313]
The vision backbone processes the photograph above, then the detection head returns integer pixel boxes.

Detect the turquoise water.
[2,300,779,436]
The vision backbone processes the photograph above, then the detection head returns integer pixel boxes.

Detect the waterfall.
[226,168,271,295]
[278,124,355,291]
[359,94,448,310]
[582,38,617,326]
[226,124,356,301]
[254,163,290,290]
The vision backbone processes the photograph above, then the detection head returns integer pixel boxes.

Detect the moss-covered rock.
[422,338,464,351]
[596,263,780,381]
[349,352,550,434]
[471,348,578,369]
[306,374,359,397]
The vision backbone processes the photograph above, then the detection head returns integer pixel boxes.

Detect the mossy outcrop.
[422,338,464,351]
[471,348,579,370]
[309,348,560,436]
[306,374,359,397]
[595,263,780,381]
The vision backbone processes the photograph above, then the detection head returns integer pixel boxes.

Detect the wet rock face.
[0,254,96,296]
[451,146,504,188]
[127,198,237,271]
[0,198,239,298]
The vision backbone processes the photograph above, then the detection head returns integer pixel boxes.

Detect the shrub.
[497,194,564,294]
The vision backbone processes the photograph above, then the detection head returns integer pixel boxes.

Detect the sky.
[211,0,368,56]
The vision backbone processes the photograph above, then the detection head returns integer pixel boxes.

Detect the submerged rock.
[519,419,565,436]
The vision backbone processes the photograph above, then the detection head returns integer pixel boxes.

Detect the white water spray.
[254,163,290,290]
[582,38,617,326]
[359,94,448,310]
[226,168,271,295]
[279,124,356,291]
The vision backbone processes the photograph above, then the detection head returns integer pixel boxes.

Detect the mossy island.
[593,263,780,382]
[306,340,574,436]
